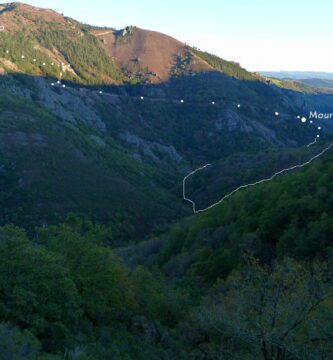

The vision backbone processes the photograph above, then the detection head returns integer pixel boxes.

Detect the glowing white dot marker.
[51,83,55,86]
[310,120,313,124]
[6,50,9,54]
[99,91,103,94]
[317,134,320,138]
[62,84,66,88]
[275,112,279,116]
[21,55,25,59]
[42,62,46,66]
[212,101,215,105]
[140,96,144,100]
[301,117,307,123]
[57,80,61,84]
[237,104,241,108]
[297,115,301,119]
[51,62,54,66]
[33,58,36,62]
[318,126,321,130]
[180,99,184,103]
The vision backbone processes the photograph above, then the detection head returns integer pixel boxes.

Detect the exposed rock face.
[0,58,21,73]
[215,109,253,132]
[34,77,106,130]
[120,131,183,163]
[215,108,286,146]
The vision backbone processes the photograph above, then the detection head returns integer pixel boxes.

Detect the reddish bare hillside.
[93,27,211,82]
[0,2,250,84]
[0,2,67,32]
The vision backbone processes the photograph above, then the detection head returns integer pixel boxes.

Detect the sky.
[6,0,333,72]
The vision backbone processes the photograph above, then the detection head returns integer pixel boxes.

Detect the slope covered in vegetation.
[0,3,332,359]
[1,156,332,359]
[122,150,333,284]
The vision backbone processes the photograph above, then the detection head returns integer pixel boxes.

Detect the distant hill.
[259,72,333,91]
[259,71,333,80]
[0,2,257,84]
[299,78,333,89]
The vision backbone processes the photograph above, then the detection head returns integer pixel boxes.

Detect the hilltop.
[0,2,267,84]
[0,2,333,240]
[0,3,332,360]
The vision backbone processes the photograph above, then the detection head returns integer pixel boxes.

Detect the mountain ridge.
[0,3,332,359]
[1,1,333,240]
[259,71,333,80]
[0,2,266,84]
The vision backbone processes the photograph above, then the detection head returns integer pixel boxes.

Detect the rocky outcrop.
[120,131,183,164]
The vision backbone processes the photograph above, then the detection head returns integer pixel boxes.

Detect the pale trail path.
[94,31,114,36]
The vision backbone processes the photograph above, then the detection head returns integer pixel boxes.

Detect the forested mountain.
[121,150,333,279]
[1,3,332,239]
[0,2,332,359]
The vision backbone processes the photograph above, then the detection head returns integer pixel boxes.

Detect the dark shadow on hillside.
[1,70,333,240]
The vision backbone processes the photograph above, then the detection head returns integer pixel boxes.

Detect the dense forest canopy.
[0,2,332,359]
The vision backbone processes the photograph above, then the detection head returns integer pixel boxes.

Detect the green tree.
[130,267,189,326]
[38,220,136,324]
[0,225,80,351]
[192,259,333,360]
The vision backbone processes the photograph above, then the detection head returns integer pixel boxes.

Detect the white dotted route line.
[2,49,328,212]
[0,49,327,131]
[183,142,333,214]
